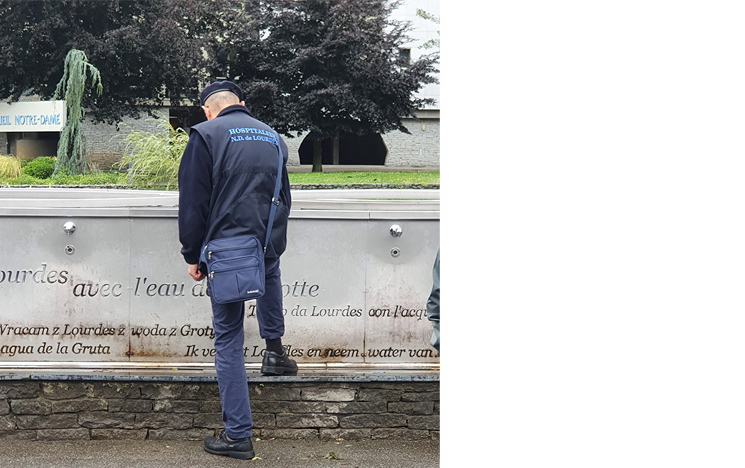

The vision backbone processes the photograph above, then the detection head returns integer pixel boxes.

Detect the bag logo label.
[247,289,260,294]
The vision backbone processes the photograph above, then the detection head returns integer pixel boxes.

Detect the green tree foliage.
[0,0,438,173]
[54,49,102,175]
[0,0,251,123]
[416,9,440,50]
[236,0,439,171]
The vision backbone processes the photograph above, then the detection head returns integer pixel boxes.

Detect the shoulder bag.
[200,141,283,304]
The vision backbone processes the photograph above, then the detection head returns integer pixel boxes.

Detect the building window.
[397,48,411,67]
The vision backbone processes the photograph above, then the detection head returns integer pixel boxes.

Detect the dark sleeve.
[279,137,291,209]
[177,131,212,265]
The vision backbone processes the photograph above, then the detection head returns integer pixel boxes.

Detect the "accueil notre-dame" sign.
[0,100,66,133]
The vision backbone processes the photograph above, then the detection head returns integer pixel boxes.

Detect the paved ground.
[0,438,439,468]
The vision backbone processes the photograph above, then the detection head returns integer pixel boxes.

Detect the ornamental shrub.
[0,155,22,178]
[118,113,187,190]
[23,156,57,179]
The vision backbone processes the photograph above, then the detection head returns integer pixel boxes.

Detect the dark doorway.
[10,132,60,159]
[299,133,387,165]
[169,107,207,132]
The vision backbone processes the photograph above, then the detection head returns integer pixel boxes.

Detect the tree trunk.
[332,135,339,165]
[312,137,323,172]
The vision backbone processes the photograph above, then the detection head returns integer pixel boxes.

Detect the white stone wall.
[283,135,303,166]
[382,116,440,167]
[282,114,440,168]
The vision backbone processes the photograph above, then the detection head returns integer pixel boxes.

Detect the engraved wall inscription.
[0,212,439,368]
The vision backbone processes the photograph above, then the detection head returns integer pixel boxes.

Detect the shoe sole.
[261,366,298,376]
[203,446,255,460]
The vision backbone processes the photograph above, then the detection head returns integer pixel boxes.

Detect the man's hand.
[188,263,205,281]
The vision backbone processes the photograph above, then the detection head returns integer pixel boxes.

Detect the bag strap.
[263,137,283,253]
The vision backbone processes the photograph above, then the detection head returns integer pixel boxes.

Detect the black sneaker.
[203,430,255,460]
[261,350,298,376]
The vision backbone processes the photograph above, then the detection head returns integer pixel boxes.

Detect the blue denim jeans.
[210,256,284,439]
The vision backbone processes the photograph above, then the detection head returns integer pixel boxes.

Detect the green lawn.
[289,171,439,186]
[0,170,439,188]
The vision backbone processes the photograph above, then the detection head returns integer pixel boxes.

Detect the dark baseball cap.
[199,80,244,106]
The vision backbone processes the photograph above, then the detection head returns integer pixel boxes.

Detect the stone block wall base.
[0,380,439,441]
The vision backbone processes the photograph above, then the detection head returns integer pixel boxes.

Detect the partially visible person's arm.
[178,131,212,280]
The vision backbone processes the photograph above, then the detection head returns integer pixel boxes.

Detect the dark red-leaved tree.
[0,0,252,123]
[236,0,438,171]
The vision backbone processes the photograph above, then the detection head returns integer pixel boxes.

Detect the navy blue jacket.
[178,105,291,265]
